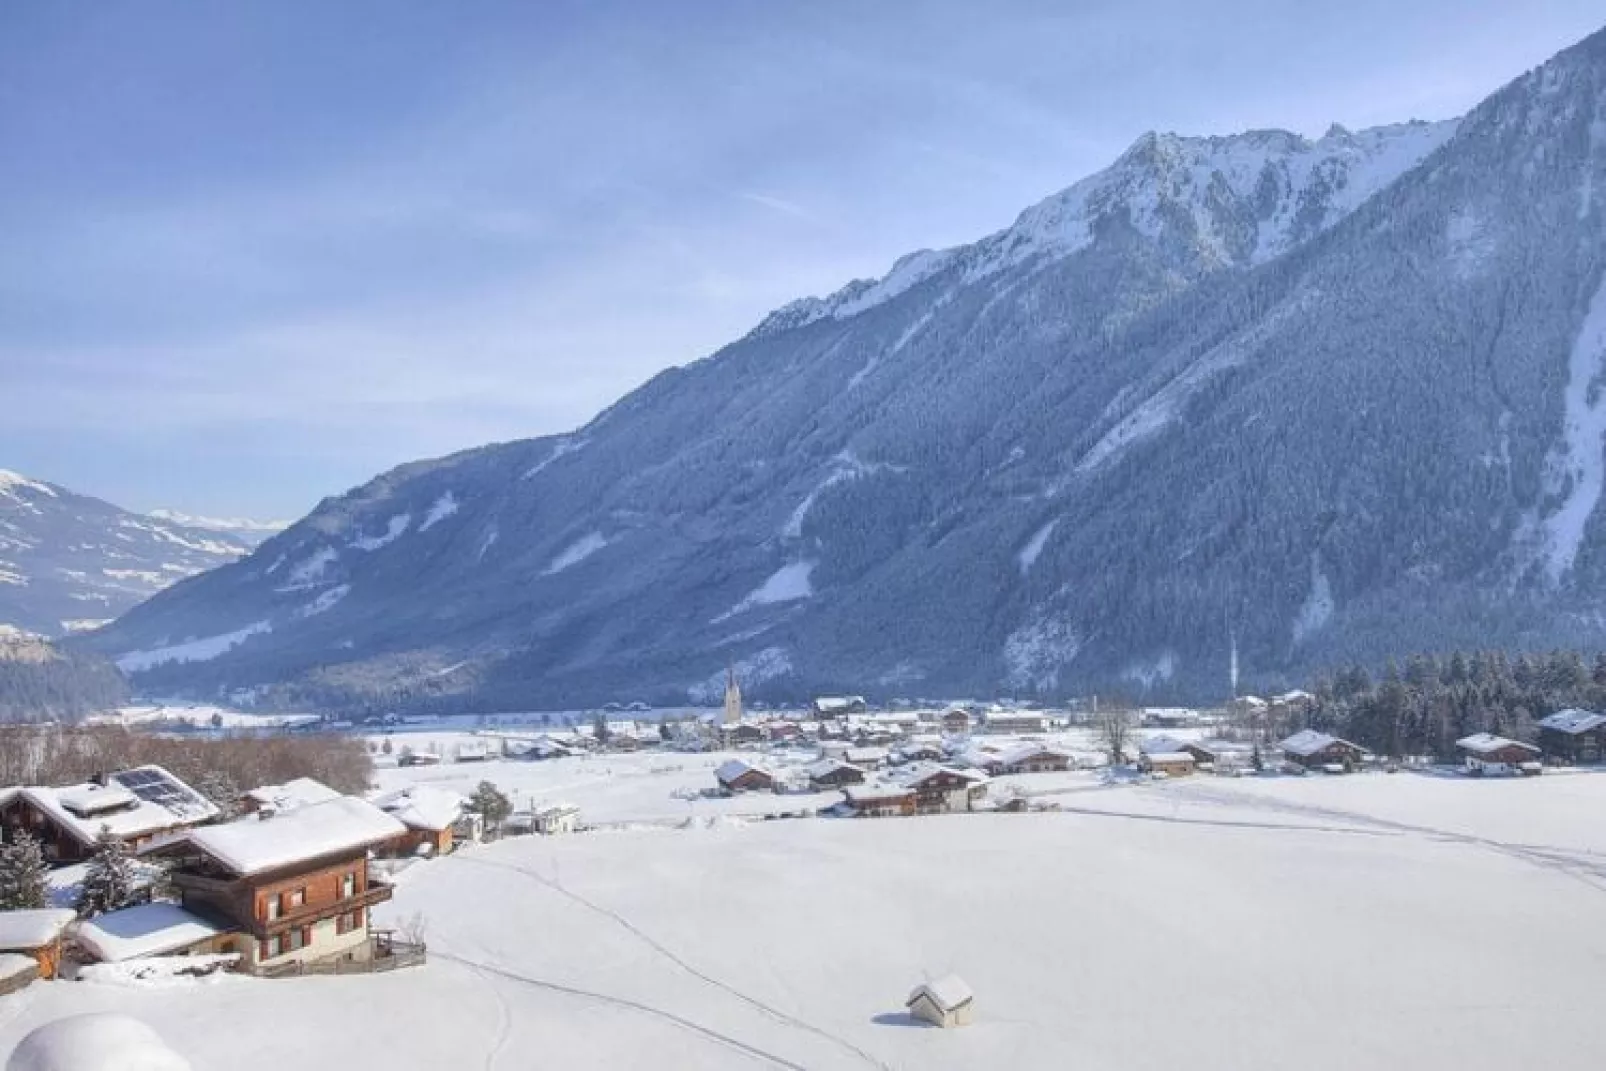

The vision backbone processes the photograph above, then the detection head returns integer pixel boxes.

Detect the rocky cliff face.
[83,27,1606,710]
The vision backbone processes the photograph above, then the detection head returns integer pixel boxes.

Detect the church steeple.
[723,664,743,726]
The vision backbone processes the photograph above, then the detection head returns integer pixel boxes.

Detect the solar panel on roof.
[109,768,214,820]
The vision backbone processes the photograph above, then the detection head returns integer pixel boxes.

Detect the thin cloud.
[738,191,817,221]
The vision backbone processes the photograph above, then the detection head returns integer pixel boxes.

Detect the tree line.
[1292,648,1606,760]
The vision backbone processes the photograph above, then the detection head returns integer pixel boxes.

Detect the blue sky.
[2,1,1602,519]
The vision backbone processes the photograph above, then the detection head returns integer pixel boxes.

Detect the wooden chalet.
[939,708,971,734]
[722,723,768,748]
[715,759,776,794]
[841,783,917,817]
[148,796,407,973]
[1456,733,1542,776]
[1138,751,1196,777]
[813,696,867,718]
[844,746,889,770]
[982,711,1050,734]
[901,766,989,814]
[0,908,76,980]
[997,744,1072,774]
[371,785,465,857]
[240,777,342,816]
[1279,730,1365,772]
[1180,740,1254,770]
[805,758,866,790]
[0,766,219,866]
[1536,709,1606,765]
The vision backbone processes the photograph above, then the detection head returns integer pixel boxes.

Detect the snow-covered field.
[6,760,1606,1069]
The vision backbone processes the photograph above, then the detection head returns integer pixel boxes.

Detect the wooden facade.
[163,848,393,971]
[808,763,867,790]
[1538,726,1606,764]
[842,787,917,817]
[905,769,988,814]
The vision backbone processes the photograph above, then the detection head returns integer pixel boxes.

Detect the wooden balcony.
[255,881,394,938]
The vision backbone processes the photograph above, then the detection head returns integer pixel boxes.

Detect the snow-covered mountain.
[0,470,254,636]
[83,25,1606,709]
[147,509,287,547]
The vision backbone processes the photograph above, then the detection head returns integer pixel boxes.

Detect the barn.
[907,974,975,1028]
[1280,730,1366,772]
[1455,733,1541,776]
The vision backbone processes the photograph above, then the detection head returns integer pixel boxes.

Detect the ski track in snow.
[453,856,891,1070]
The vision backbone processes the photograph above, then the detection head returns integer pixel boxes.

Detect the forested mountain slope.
[84,27,1606,710]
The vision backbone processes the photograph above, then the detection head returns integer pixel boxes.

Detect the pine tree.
[76,826,136,918]
[0,831,50,910]
[467,780,513,834]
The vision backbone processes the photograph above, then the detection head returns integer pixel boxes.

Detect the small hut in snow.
[907,974,974,1028]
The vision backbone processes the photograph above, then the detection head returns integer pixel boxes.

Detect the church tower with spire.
[723,665,743,726]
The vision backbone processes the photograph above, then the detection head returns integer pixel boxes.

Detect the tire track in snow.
[456,855,892,1071]
[432,950,809,1070]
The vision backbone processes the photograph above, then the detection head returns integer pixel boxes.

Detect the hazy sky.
[3,1,1601,519]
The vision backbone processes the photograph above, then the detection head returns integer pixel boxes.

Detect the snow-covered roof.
[1139,735,1191,756]
[244,776,342,813]
[997,743,1070,766]
[75,903,224,963]
[533,801,580,818]
[0,908,76,950]
[1537,708,1606,734]
[370,785,465,832]
[1143,752,1196,764]
[178,796,406,877]
[1280,729,1359,757]
[908,973,974,1012]
[0,952,35,984]
[715,759,773,783]
[1456,733,1539,755]
[844,747,888,763]
[804,758,861,779]
[813,696,865,711]
[5,1012,193,1071]
[14,766,218,850]
[1274,690,1315,703]
[900,764,989,788]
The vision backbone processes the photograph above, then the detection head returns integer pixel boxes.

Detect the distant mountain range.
[81,25,1606,710]
[147,510,287,547]
[0,469,260,637]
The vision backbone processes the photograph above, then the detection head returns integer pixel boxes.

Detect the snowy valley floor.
[6,766,1606,1069]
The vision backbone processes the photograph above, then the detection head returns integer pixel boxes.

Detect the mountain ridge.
[80,24,1606,710]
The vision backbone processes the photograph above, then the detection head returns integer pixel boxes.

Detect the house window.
[336,908,365,935]
[261,935,282,959]
[342,872,355,898]
[265,897,279,921]
[288,887,305,909]
[288,926,308,951]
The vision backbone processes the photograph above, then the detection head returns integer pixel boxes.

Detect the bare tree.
[397,912,428,949]
[1094,708,1135,764]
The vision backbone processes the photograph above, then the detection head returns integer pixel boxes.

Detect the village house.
[844,746,889,770]
[996,744,1072,775]
[907,974,975,1028]
[722,722,768,748]
[901,766,989,814]
[241,777,342,816]
[371,785,466,857]
[74,902,232,966]
[0,908,75,981]
[0,766,219,866]
[1280,729,1366,772]
[1180,740,1255,771]
[939,708,971,734]
[532,802,581,835]
[1456,733,1542,776]
[149,796,408,974]
[1138,751,1197,777]
[396,749,442,768]
[895,741,946,764]
[840,783,917,818]
[813,696,867,718]
[805,758,867,790]
[1536,709,1606,765]
[982,711,1049,735]
[715,759,776,794]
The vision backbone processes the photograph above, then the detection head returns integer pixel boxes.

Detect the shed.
[0,907,77,979]
[1280,730,1365,771]
[907,974,975,1028]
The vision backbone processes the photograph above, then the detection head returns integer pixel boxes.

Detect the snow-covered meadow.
[6,749,1606,1069]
